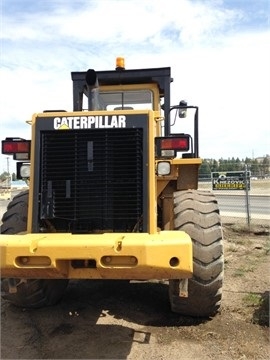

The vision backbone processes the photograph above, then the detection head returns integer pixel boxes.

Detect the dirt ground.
[0,223,269,360]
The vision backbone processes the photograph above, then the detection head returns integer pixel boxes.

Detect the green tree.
[262,156,270,176]
[250,159,260,176]
[211,159,219,172]
[199,160,211,178]
[0,171,9,182]
[235,157,242,171]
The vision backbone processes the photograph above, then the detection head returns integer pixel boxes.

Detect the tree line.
[1,156,269,182]
[199,156,270,178]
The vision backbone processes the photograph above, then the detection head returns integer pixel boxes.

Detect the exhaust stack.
[85,69,100,111]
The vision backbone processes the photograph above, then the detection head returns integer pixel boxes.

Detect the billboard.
[211,171,251,190]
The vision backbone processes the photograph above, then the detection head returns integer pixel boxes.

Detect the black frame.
[31,113,150,233]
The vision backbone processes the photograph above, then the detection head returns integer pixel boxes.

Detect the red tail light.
[2,138,31,160]
[155,135,190,158]
[160,137,189,150]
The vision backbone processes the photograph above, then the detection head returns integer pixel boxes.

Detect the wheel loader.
[0,58,224,317]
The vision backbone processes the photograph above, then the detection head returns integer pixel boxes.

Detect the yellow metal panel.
[148,111,157,234]
[171,158,202,165]
[0,231,193,280]
[27,113,38,233]
[155,158,202,194]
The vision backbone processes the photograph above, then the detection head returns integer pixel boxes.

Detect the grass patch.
[227,245,238,252]
[250,238,270,257]
[225,224,269,236]
[230,224,251,234]
[243,293,262,307]
[233,268,245,277]
[226,235,251,246]
[264,239,270,255]
[233,265,255,277]
[234,238,251,246]
[226,237,245,245]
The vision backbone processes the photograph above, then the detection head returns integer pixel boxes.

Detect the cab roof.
[71,67,172,96]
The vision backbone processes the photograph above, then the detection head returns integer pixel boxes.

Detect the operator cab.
[71,58,172,133]
[71,58,198,158]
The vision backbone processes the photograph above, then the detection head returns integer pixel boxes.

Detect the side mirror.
[179,100,187,118]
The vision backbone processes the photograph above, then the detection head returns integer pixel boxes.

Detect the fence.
[198,179,270,228]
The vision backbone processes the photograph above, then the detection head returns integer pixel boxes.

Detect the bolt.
[21,257,29,264]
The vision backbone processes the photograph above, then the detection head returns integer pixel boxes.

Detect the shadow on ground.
[62,280,209,327]
[253,291,269,327]
[1,280,208,359]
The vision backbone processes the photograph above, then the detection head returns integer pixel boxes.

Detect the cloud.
[0,0,269,173]
[1,0,244,48]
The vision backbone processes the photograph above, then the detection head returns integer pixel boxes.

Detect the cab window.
[99,90,153,110]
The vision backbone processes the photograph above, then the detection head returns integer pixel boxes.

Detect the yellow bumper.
[0,231,192,279]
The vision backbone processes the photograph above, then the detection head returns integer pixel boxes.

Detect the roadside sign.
[211,171,251,190]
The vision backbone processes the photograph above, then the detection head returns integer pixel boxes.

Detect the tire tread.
[169,189,224,317]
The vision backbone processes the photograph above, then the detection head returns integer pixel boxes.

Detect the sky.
[0,0,269,174]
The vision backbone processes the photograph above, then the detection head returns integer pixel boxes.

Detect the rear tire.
[169,190,224,317]
[1,190,68,308]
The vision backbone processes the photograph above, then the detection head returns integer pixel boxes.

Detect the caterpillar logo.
[54,115,126,130]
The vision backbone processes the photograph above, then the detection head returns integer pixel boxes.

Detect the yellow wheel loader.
[1,58,223,317]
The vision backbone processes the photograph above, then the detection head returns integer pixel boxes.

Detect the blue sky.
[0,0,269,174]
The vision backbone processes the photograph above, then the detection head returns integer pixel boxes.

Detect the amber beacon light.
[116,57,125,70]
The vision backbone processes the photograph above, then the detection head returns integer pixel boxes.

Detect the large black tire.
[1,190,29,234]
[169,190,224,317]
[1,190,68,308]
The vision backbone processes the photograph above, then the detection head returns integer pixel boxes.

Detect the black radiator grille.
[40,128,144,232]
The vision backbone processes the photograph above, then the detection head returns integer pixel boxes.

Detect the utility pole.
[244,164,250,230]
[6,157,10,187]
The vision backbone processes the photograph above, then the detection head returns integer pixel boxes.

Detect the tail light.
[155,134,190,158]
[2,138,31,160]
